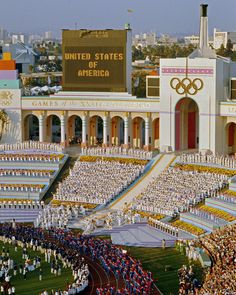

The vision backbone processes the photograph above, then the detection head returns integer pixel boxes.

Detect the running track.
[80,256,161,295]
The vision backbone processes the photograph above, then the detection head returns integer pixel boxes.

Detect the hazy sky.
[0,0,235,37]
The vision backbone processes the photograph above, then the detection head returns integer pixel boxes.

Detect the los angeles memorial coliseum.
[0,4,236,295]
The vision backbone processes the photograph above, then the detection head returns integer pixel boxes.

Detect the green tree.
[132,70,148,97]
[217,44,226,56]
[132,46,145,61]
[226,39,233,56]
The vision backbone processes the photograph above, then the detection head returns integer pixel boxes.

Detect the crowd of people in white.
[0,200,44,209]
[216,193,236,204]
[54,159,145,205]
[0,153,64,163]
[0,184,45,193]
[83,210,142,234]
[179,153,236,169]
[0,169,54,178]
[0,141,63,153]
[81,147,153,159]
[189,208,224,225]
[0,225,89,295]
[35,205,86,229]
[133,168,228,217]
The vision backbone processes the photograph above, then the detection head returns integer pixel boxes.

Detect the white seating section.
[81,146,153,159]
[54,159,145,205]
[133,167,228,217]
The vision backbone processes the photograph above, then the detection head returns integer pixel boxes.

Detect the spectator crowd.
[199,224,236,294]
[0,169,54,178]
[81,147,153,160]
[133,167,228,216]
[0,183,45,193]
[180,153,236,169]
[54,159,145,205]
[0,153,64,163]
[178,265,200,294]
[0,141,63,153]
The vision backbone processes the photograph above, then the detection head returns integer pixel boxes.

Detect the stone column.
[103,116,108,147]
[39,114,44,143]
[123,116,130,148]
[144,116,151,151]
[60,114,65,145]
[81,115,88,147]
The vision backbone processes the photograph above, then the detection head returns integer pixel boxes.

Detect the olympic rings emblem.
[170,77,204,95]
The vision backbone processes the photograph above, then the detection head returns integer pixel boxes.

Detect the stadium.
[0,3,236,295]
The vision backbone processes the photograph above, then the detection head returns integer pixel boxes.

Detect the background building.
[214,28,236,50]
[0,27,7,43]
[132,32,157,47]
[185,34,213,47]
[158,34,178,46]
[44,31,53,40]
[12,34,28,44]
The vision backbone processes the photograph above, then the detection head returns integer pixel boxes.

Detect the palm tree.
[0,110,9,141]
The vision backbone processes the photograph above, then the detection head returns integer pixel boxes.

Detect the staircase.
[206,198,236,215]
[180,212,227,232]
[110,153,176,210]
[93,223,176,248]
[0,208,42,223]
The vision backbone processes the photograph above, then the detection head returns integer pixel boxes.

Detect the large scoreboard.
[62,29,131,92]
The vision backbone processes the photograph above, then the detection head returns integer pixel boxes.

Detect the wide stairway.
[0,207,42,223]
[205,197,236,215]
[110,153,176,210]
[93,222,177,247]
[180,197,236,233]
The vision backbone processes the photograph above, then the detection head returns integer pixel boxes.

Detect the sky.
[0,0,236,37]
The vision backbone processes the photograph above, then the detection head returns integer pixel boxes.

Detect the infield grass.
[0,241,73,295]
[124,246,203,295]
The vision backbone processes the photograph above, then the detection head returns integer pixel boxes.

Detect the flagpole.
[127,9,133,27]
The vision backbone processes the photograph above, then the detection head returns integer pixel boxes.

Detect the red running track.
[80,256,161,295]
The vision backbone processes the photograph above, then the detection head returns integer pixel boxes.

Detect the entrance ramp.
[110,153,176,210]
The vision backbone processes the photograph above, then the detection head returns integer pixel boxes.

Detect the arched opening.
[226,122,236,154]
[68,115,82,145]
[152,118,160,149]
[24,115,39,141]
[111,116,124,146]
[46,115,61,143]
[132,117,145,148]
[89,116,103,146]
[175,98,199,150]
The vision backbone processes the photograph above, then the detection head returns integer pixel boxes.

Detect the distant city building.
[0,27,7,42]
[12,34,28,44]
[213,28,236,50]
[185,34,213,47]
[28,34,43,44]
[158,34,178,45]
[132,32,157,47]
[44,31,53,40]
[184,35,200,46]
